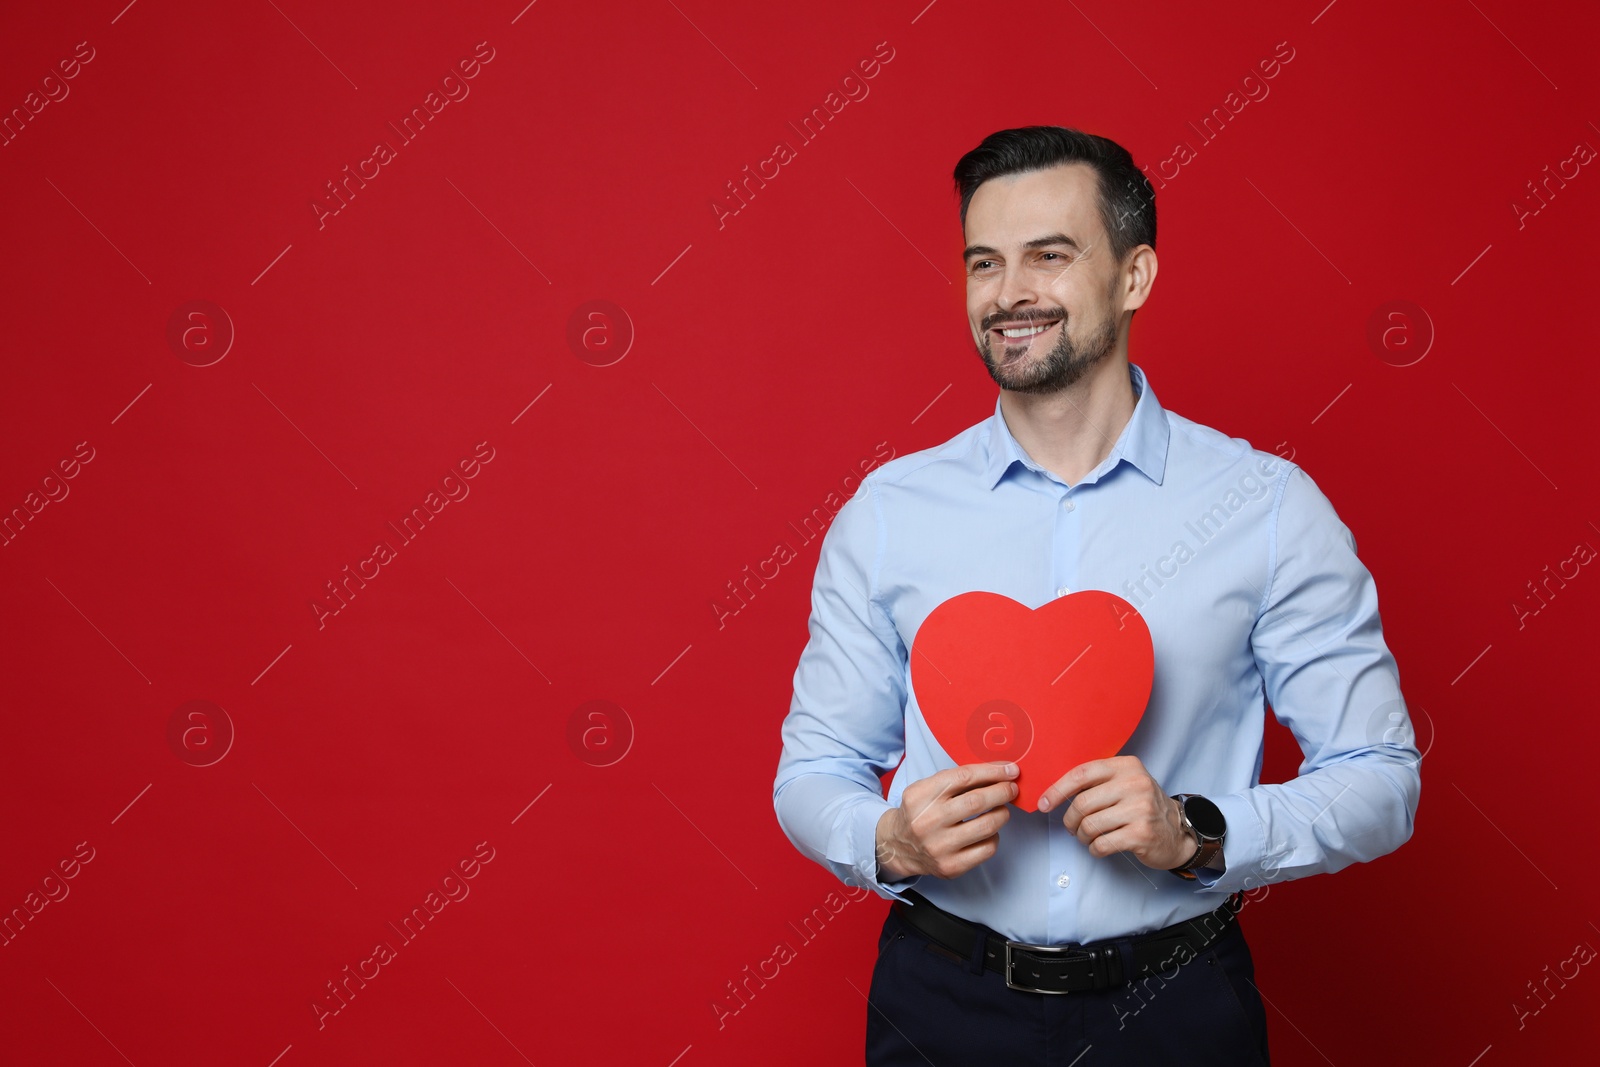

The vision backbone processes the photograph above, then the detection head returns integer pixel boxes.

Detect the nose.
[992,265,1039,323]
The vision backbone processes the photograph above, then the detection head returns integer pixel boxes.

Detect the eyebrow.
[963,233,1082,262]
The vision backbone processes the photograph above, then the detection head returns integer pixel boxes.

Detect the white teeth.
[1000,322,1056,338]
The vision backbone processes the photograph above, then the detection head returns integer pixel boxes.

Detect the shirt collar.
[983,360,1170,490]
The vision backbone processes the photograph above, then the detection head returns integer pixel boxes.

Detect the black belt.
[892,888,1245,995]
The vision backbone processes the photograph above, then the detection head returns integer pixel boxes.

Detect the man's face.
[962,163,1125,395]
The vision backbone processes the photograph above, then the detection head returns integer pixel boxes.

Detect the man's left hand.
[1037,756,1196,871]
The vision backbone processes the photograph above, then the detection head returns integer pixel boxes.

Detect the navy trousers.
[865,902,1271,1066]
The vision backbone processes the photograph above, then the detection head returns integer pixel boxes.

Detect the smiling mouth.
[992,319,1061,346]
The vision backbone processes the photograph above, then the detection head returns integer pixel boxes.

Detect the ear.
[1118,246,1158,313]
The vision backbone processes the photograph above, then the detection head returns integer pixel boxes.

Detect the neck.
[997,356,1137,486]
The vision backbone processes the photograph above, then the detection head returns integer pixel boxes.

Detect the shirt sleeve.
[1190,463,1422,896]
[772,477,923,901]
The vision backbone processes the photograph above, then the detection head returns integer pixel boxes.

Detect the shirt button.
[1056,873,1071,888]
[1056,586,1071,598]
[1061,497,1075,511]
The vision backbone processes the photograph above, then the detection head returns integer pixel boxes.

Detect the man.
[772,125,1422,1065]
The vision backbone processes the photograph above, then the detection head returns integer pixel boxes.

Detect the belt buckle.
[1003,939,1088,995]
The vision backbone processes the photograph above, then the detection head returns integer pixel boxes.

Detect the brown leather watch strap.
[1171,835,1222,880]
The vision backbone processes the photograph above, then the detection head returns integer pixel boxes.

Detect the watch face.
[1183,795,1226,839]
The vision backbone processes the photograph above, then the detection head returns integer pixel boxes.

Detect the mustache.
[983,310,1067,331]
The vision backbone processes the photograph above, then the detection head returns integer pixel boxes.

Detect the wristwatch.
[1168,793,1226,880]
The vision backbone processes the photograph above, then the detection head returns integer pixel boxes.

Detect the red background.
[2,1,1596,1064]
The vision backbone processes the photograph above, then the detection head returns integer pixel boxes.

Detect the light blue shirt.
[772,360,1421,944]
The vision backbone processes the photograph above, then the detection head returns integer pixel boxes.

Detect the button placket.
[1055,492,1076,598]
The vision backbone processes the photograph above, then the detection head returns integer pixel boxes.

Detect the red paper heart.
[910,589,1154,812]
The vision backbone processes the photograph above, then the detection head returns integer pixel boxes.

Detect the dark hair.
[953,126,1156,266]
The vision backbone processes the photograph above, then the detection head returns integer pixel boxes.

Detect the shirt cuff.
[1187,790,1269,896]
[840,794,922,901]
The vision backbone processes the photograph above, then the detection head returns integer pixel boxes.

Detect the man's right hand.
[873,761,1020,881]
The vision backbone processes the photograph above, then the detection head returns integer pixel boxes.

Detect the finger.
[1073,806,1131,850]
[945,805,1010,850]
[954,780,1020,822]
[1082,825,1138,858]
[904,767,981,825]
[905,763,1018,830]
[1057,781,1122,832]
[940,832,1003,877]
[926,763,1017,815]
[1037,758,1116,814]
[949,760,1021,793]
